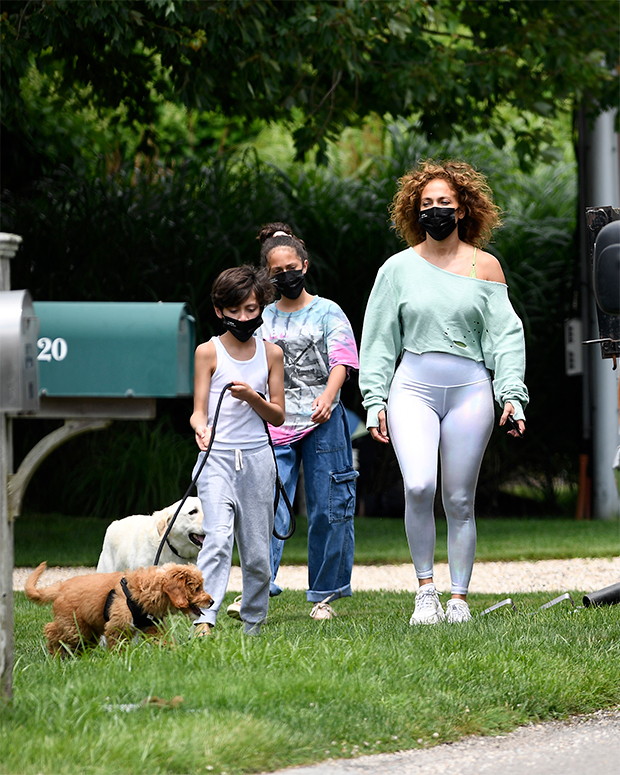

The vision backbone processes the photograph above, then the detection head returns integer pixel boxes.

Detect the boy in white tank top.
[190,266,285,635]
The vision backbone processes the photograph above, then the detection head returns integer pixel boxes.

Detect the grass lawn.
[4,512,620,774]
[4,587,620,775]
[13,512,620,567]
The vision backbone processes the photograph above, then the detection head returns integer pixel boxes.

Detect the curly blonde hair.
[389,159,502,247]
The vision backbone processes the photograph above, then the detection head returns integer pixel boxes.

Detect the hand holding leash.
[155,382,295,565]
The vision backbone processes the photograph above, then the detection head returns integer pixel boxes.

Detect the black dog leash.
[154,382,295,565]
[256,390,296,542]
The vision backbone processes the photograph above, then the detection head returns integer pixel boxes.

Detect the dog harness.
[102,579,163,630]
[103,589,116,622]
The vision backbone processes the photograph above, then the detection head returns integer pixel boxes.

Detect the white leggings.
[388,351,494,595]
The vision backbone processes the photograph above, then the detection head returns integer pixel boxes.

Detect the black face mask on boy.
[270,269,306,299]
[221,313,263,342]
[418,207,458,242]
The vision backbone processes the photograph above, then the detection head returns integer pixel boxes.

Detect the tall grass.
[4,589,620,775]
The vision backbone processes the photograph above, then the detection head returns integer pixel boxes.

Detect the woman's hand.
[500,402,525,438]
[194,425,212,451]
[369,409,390,444]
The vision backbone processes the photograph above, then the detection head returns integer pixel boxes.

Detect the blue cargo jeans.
[270,402,358,602]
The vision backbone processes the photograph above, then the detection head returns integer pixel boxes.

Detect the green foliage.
[6,588,620,774]
[3,151,288,333]
[61,417,198,518]
[486,164,579,504]
[2,0,617,187]
[16,415,199,519]
[5,126,583,516]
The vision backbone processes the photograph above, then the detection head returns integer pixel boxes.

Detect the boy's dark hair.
[257,221,309,267]
[211,265,274,311]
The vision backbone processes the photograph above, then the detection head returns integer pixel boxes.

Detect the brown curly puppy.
[25,561,213,655]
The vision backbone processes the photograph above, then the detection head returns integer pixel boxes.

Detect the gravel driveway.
[13,556,620,595]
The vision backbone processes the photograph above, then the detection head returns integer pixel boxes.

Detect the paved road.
[260,708,620,775]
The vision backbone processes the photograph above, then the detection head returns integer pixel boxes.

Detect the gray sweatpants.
[193,444,275,633]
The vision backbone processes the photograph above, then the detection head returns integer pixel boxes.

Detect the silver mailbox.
[0,290,40,412]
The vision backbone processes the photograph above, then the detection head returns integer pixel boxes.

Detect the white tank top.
[208,336,270,450]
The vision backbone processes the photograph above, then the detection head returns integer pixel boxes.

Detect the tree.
[2,0,618,186]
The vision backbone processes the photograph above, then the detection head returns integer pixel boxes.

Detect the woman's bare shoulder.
[477,250,506,283]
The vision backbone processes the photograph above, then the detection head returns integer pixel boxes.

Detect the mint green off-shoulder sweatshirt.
[359,247,529,428]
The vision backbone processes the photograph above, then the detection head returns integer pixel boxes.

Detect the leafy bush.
[18,416,197,518]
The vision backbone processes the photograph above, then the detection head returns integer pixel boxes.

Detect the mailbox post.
[1,232,31,701]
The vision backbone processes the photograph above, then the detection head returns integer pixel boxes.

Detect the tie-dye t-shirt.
[260,296,359,445]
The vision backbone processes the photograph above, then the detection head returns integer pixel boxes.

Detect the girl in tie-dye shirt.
[257,222,359,620]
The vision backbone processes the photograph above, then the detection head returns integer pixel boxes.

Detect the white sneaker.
[310,595,337,620]
[446,598,472,623]
[192,622,213,638]
[226,595,242,620]
[409,584,445,625]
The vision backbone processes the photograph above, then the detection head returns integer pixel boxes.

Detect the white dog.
[96,497,205,573]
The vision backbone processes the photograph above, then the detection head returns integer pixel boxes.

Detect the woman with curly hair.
[359,159,528,625]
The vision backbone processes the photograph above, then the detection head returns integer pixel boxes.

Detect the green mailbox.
[33,302,195,399]
[7,302,195,520]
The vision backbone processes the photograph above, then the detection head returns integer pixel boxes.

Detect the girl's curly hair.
[389,159,502,248]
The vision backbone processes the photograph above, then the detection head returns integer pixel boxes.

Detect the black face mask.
[221,313,263,342]
[418,207,458,242]
[270,269,305,299]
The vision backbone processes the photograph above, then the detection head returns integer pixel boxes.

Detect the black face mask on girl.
[221,313,263,342]
[418,207,458,242]
[270,269,305,299]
